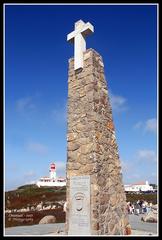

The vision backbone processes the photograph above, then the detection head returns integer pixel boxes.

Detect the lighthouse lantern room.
[49,163,56,179]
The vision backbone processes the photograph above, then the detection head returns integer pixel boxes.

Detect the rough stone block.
[66,49,129,235]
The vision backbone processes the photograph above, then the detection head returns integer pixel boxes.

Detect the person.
[63,201,67,212]
[144,201,148,213]
[146,202,151,213]
[132,204,135,214]
[134,201,140,215]
[129,204,133,214]
[142,201,146,213]
[139,200,143,214]
[126,202,130,214]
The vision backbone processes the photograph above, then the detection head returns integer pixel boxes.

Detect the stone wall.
[66,49,130,235]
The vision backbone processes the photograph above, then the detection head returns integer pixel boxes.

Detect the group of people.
[127,200,152,215]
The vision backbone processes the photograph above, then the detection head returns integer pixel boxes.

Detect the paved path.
[5,223,65,236]
[5,215,158,236]
[128,214,158,234]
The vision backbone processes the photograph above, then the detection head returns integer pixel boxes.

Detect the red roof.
[131,181,146,186]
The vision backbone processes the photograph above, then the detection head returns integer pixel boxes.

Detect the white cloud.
[25,180,37,185]
[133,118,157,134]
[16,96,35,112]
[24,170,36,178]
[24,171,37,185]
[109,91,127,112]
[145,118,157,134]
[27,142,48,155]
[137,149,157,162]
[133,121,143,129]
[121,153,157,185]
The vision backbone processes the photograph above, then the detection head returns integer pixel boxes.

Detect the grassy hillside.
[5,184,66,210]
[126,192,157,205]
[5,184,157,211]
[5,184,157,228]
[5,184,66,227]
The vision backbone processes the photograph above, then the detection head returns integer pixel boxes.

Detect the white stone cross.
[67,20,94,70]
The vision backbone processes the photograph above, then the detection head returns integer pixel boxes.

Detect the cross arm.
[81,22,94,36]
[67,30,75,43]
[67,22,94,43]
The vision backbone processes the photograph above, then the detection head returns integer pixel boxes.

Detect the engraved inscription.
[68,175,91,235]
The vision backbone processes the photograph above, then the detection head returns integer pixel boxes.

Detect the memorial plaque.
[68,175,91,235]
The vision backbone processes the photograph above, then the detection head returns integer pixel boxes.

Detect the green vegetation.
[17,184,37,190]
[5,184,157,210]
[5,184,157,228]
[5,185,66,209]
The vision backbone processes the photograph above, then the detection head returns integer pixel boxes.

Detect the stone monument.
[66,20,130,235]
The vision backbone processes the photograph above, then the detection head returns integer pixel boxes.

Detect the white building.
[36,163,66,188]
[124,181,154,192]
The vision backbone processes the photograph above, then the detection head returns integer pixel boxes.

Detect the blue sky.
[5,4,158,191]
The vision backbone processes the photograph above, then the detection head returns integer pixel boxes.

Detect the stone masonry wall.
[66,49,130,235]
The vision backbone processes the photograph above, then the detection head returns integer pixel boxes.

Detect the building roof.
[131,181,146,186]
[125,181,148,186]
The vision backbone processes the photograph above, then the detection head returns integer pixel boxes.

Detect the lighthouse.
[36,162,66,187]
[49,163,56,180]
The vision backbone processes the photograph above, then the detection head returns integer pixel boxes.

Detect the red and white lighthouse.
[49,163,56,179]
